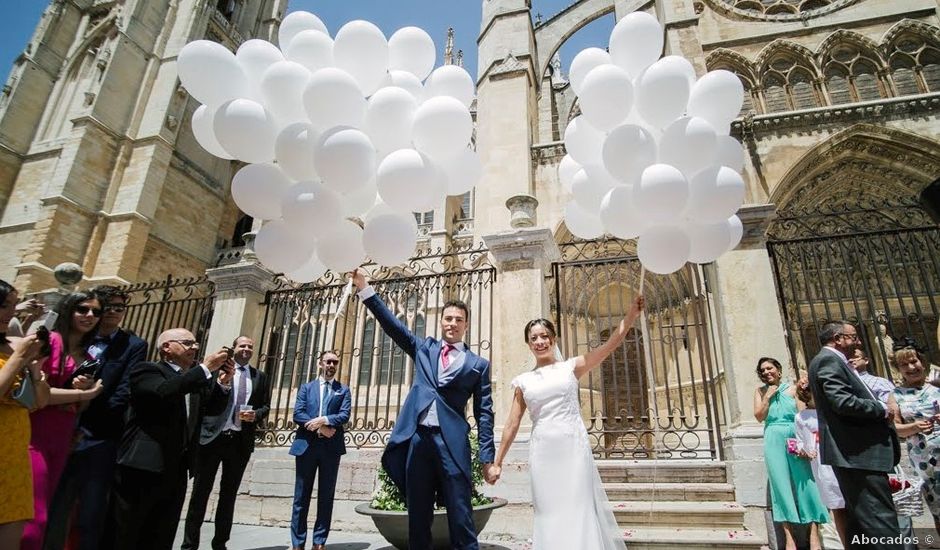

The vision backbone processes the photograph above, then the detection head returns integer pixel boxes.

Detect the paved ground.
[176,522,527,550]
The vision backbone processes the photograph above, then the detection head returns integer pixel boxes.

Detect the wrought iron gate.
[256,244,495,448]
[551,239,727,459]
[120,275,216,361]
[767,200,940,380]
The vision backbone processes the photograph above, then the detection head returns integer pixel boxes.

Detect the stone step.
[603,482,736,501]
[610,501,747,528]
[620,526,765,549]
[596,460,728,484]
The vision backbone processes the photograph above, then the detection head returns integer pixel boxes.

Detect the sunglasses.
[104,304,127,313]
[75,305,103,317]
[322,359,339,366]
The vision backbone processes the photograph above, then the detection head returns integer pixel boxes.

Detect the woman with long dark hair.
[21,291,105,550]
[0,280,49,549]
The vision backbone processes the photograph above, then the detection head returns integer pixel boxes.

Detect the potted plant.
[355,436,507,549]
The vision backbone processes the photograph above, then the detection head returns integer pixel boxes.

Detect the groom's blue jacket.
[362,293,495,493]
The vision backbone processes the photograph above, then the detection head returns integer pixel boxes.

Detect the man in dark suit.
[182,335,271,550]
[289,350,352,550]
[352,269,496,550]
[808,321,902,549]
[44,286,148,550]
[110,328,232,550]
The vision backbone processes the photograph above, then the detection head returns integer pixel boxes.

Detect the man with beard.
[808,321,902,549]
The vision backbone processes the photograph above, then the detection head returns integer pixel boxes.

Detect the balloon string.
[326,278,354,350]
[639,266,646,295]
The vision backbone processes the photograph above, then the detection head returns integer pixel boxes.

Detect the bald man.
[109,329,233,550]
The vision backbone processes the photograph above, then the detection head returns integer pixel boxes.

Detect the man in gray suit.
[182,336,270,550]
[808,321,902,549]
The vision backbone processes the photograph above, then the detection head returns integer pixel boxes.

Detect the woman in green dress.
[753,357,829,550]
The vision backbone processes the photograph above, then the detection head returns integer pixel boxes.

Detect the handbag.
[10,366,36,410]
[891,466,925,518]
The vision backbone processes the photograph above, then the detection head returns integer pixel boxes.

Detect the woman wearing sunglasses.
[21,291,105,550]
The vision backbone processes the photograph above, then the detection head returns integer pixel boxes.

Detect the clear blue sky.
[0,1,611,84]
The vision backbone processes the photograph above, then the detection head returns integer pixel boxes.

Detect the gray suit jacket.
[808,347,900,472]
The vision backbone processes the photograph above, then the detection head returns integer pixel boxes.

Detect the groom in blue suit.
[352,269,497,550]
[289,351,352,550]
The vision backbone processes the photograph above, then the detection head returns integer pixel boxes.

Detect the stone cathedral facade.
[1,0,939,544]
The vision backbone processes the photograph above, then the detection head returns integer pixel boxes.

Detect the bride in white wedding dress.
[490,296,643,550]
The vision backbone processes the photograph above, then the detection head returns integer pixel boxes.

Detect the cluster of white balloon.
[179,12,481,282]
[559,12,747,274]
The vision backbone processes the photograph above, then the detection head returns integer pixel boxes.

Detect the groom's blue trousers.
[407,425,478,550]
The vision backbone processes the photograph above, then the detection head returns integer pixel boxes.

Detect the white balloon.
[316,220,367,273]
[564,201,605,240]
[260,61,312,130]
[635,57,693,129]
[412,96,473,161]
[285,252,327,283]
[389,27,436,81]
[569,48,611,96]
[303,68,367,130]
[609,12,664,78]
[688,166,746,223]
[341,180,379,218]
[728,215,744,250]
[191,104,233,159]
[578,64,634,132]
[285,30,334,74]
[600,186,648,239]
[634,164,690,224]
[442,148,482,196]
[376,149,446,213]
[279,11,328,51]
[688,70,745,131]
[657,55,697,87]
[213,99,276,163]
[274,123,319,181]
[563,116,605,167]
[638,225,690,275]
[313,127,376,193]
[571,167,617,211]
[236,39,284,96]
[686,221,732,264]
[364,212,419,266]
[715,135,746,172]
[254,220,313,274]
[659,117,718,177]
[281,181,343,236]
[558,155,582,192]
[602,124,657,185]
[231,163,291,220]
[424,65,475,107]
[364,86,417,153]
[333,20,389,96]
[178,40,249,106]
[383,70,424,99]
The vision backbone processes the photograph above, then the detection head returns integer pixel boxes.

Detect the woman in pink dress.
[21,291,104,550]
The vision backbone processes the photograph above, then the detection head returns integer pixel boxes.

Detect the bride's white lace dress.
[511,359,627,550]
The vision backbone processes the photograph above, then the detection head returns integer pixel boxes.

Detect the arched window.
[890,54,920,95]
[886,29,940,95]
[760,52,820,113]
[762,73,789,113]
[820,42,886,104]
[824,66,852,105]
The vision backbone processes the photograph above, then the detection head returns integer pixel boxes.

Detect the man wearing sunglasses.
[289,351,351,550]
[45,286,148,550]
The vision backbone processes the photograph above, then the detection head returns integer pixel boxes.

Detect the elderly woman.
[891,338,940,536]
[754,357,829,550]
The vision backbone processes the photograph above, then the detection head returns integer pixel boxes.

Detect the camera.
[35,325,52,358]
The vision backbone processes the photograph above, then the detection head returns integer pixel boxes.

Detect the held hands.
[317,425,336,438]
[350,268,368,291]
[916,419,934,434]
[305,416,328,431]
[483,463,501,485]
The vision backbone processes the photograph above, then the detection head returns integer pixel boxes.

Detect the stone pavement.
[176,522,529,550]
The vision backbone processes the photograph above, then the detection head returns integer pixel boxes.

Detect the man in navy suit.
[45,285,148,550]
[289,351,352,550]
[352,269,496,550]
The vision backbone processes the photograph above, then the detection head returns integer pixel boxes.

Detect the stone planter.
[354,497,508,550]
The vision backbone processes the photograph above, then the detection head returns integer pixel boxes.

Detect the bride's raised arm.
[573,295,644,380]
[489,387,528,484]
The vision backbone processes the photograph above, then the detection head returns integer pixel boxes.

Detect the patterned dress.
[893,384,940,519]
[0,352,34,524]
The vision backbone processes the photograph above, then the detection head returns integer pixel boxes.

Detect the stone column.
[204,254,276,353]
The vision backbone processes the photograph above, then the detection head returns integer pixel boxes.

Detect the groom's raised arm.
[473,358,496,464]
[353,270,418,358]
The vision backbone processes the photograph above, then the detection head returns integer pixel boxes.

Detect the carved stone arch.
[534,0,619,86]
[770,124,940,212]
[882,18,940,50]
[755,40,819,76]
[705,48,758,82]
[59,13,118,80]
[817,29,886,66]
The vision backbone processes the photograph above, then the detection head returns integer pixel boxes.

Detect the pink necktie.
[442,343,454,370]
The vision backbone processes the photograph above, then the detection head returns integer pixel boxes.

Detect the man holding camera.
[182,336,270,550]
[110,329,233,550]
[45,286,148,550]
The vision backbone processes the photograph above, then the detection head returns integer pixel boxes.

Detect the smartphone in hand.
[27,311,58,336]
